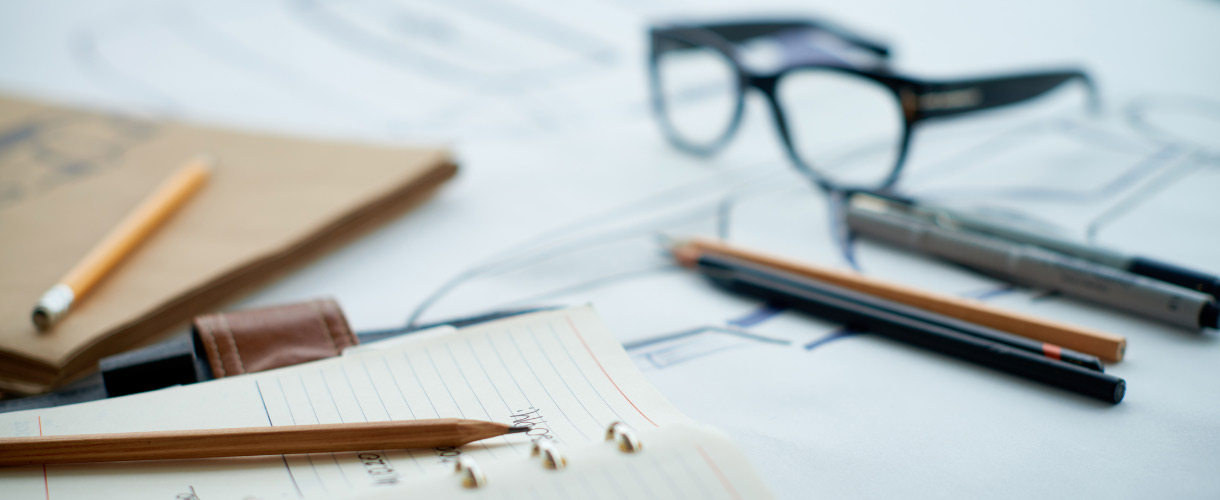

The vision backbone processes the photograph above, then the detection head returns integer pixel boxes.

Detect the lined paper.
[350,423,775,500]
[0,306,687,500]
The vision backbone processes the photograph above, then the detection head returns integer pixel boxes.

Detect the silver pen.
[846,194,1218,330]
[854,193,1220,300]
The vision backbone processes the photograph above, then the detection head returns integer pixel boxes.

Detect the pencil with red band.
[669,245,1124,404]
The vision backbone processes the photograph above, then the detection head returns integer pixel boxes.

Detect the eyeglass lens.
[653,34,908,188]
[652,43,739,151]
[776,69,905,187]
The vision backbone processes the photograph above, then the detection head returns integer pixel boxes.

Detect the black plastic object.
[1130,257,1220,302]
[99,331,211,398]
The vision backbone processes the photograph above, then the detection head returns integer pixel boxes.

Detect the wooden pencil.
[669,237,1127,362]
[32,156,213,331]
[0,418,527,466]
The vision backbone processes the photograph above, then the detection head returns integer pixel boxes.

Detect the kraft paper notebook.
[0,95,457,395]
[0,306,775,500]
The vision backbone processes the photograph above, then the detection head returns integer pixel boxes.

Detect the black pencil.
[693,253,1126,404]
[670,238,1107,369]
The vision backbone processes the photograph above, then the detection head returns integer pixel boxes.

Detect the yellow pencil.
[31,156,213,331]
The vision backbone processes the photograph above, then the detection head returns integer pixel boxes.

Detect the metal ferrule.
[33,284,75,330]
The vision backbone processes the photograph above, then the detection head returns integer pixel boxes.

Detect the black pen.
[693,253,1125,404]
[0,306,561,414]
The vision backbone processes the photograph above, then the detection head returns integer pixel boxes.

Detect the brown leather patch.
[192,298,358,378]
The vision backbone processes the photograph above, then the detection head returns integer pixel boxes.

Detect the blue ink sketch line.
[804,329,864,351]
[726,304,786,328]
[642,341,745,370]
[959,284,1017,301]
[623,325,789,352]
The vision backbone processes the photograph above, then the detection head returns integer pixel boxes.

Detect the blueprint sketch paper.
[0,307,688,499]
[1,0,1219,498]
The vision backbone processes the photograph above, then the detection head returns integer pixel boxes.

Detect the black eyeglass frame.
[648,20,1099,190]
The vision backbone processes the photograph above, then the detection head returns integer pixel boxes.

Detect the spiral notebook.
[0,306,774,499]
[349,422,774,500]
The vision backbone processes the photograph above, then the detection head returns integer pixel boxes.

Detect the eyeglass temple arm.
[909,69,1099,121]
[698,21,891,58]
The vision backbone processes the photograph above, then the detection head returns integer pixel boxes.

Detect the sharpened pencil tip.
[656,234,698,252]
[507,426,530,434]
[661,235,702,268]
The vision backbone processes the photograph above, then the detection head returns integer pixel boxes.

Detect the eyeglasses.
[648,20,1098,190]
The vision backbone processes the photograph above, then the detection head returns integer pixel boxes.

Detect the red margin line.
[697,445,743,500]
[565,315,658,427]
[39,416,48,500]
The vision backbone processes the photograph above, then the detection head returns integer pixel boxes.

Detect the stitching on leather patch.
[216,313,247,375]
[309,300,342,354]
[322,299,357,347]
[197,315,227,378]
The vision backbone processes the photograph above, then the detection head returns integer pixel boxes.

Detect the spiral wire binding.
[454,456,487,489]
[604,421,643,453]
[531,439,569,470]
[453,422,643,489]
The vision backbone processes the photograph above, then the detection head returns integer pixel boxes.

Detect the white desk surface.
[2,0,1218,498]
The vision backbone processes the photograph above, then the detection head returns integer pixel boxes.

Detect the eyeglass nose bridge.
[741,73,826,185]
[744,74,780,94]
[742,74,795,146]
